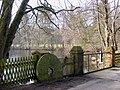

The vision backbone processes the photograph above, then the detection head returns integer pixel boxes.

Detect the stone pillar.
[105,47,114,68]
[70,46,84,75]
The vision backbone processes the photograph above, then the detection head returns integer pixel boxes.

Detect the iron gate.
[84,52,112,73]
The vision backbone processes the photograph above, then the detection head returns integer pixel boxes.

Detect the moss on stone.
[70,46,84,54]
[36,53,63,81]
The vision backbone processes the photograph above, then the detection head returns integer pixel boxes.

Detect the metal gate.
[115,53,120,66]
[84,52,112,73]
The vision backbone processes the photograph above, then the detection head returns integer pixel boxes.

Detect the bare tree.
[0,0,57,59]
[94,0,120,50]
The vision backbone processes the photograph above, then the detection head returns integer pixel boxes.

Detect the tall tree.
[96,0,120,50]
[0,0,56,59]
[0,0,29,59]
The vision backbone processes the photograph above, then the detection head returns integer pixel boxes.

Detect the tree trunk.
[103,0,110,48]
[111,20,118,51]
[105,24,110,47]
[3,0,29,58]
[96,0,106,48]
[0,0,14,59]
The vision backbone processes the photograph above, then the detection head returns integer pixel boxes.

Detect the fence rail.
[0,56,36,86]
[0,50,114,86]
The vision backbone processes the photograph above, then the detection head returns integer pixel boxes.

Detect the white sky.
[9,0,82,19]
[10,0,79,16]
[0,0,82,22]
[0,0,119,18]
[28,0,81,10]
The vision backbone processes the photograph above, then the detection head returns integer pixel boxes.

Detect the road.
[10,67,120,90]
[69,67,120,90]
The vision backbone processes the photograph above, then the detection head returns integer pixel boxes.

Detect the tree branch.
[115,26,120,33]
[55,6,81,13]
[25,5,55,15]
[25,4,59,29]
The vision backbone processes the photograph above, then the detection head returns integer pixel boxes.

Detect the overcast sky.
[8,0,82,18]
[0,0,119,18]
[28,0,81,10]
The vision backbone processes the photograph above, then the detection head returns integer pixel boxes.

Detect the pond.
[9,48,65,58]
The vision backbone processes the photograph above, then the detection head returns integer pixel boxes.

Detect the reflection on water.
[9,49,65,58]
[9,49,33,58]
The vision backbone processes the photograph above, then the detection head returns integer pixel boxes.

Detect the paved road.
[69,67,120,90]
[10,67,120,90]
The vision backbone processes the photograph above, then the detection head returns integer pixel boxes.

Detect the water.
[9,49,65,58]
[9,49,33,58]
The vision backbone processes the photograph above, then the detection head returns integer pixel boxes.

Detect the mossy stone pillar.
[70,46,84,75]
